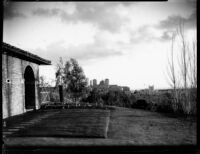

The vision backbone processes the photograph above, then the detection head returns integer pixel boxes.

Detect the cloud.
[156,9,196,41]
[32,8,60,17]
[160,31,174,41]
[185,0,196,8]
[3,2,26,20]
[157,10,196,30]
[35,39,123,65]
[130,26,150,43]
[129,25,164,43]
[31,2,130,33]
[129,24,178,43]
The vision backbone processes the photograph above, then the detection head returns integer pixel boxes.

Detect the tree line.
[39,21,196,115]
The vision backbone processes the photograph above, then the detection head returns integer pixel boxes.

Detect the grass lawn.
[3,106,196,148]
[108,106,196,145]
[4,109,110,138]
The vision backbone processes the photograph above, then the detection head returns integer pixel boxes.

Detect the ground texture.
[3,106,197,149]
[108,107,196,145]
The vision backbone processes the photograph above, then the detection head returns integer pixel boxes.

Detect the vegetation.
[82,89,135,108]
[166,21,197,115]
[39,53,196,116]
[55,57,88,103]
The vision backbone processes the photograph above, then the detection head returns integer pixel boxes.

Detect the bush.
[132,99,148,109]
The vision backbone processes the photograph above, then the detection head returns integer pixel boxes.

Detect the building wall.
[105,79,109,86]
[2,52,40,119]
[122,86,130,91]
[109,85,122,91]
[93,79,97,86]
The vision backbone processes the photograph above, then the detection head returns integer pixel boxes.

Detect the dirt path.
[108,107,196,145]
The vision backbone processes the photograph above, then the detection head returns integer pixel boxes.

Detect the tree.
[55,57,65,103]
[166,21,197,114]
[55,57,64,85]
[39,76,52,103]
[39,76,49,87]
[166,32,180,111]
[188,39,197,89]
[62,58,88,103]
[87,87,100,104]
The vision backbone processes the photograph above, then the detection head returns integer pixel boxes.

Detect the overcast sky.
[3,0,196,90]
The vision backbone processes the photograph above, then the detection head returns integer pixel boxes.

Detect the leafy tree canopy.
[56,58,88,102]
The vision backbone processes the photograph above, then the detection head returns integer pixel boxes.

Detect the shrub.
[132,99,148,109]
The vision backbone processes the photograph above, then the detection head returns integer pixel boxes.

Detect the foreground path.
[3,107,196,148]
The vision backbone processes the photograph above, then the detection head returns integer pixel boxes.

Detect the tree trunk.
[59,85,63,103]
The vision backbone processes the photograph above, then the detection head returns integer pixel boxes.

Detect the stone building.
[109,85,122,91]
[2,42,51,119]
[93,79,97,86]
[99,80,105,86]
[105,79,109,86]
[122,86,130,91]
[89,80,93,86]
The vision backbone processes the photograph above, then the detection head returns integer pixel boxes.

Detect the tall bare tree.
[188,39,197,89]
[166,32,180,111]
[177,22,189,90]
[166,21,197,114]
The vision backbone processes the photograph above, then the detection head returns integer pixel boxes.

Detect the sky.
[3,0,196,90]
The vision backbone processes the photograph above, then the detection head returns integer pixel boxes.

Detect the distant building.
[148,85,154,94]
[99,80,105,86]
[86,78,89,86]
[157,88,173,94]
[149,85,154,91]
[93,79,97,86]
[105,79,109,86]
[138,89,149,95]
[124,91,131,96]
[90,80,93,86]
[122,86,130,91]
[109,85,122,91]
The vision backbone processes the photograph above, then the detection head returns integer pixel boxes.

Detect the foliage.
[39,76,50,87]
[55,58,88,102]
[135,90,196,115]
[132,99,148,110]
[83,89,134,108]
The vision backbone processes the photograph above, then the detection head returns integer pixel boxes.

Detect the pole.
[58,68,64,104]
[59,85,63,103]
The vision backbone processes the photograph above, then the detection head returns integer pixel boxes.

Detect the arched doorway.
[24,66,36,109]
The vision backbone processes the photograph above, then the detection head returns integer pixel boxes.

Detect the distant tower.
[90,80,93,86]
[86,78,89,86]
[93,79,97,86]
[105,79,109,86]
[149,85,154,92]
[99,80,105,85]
